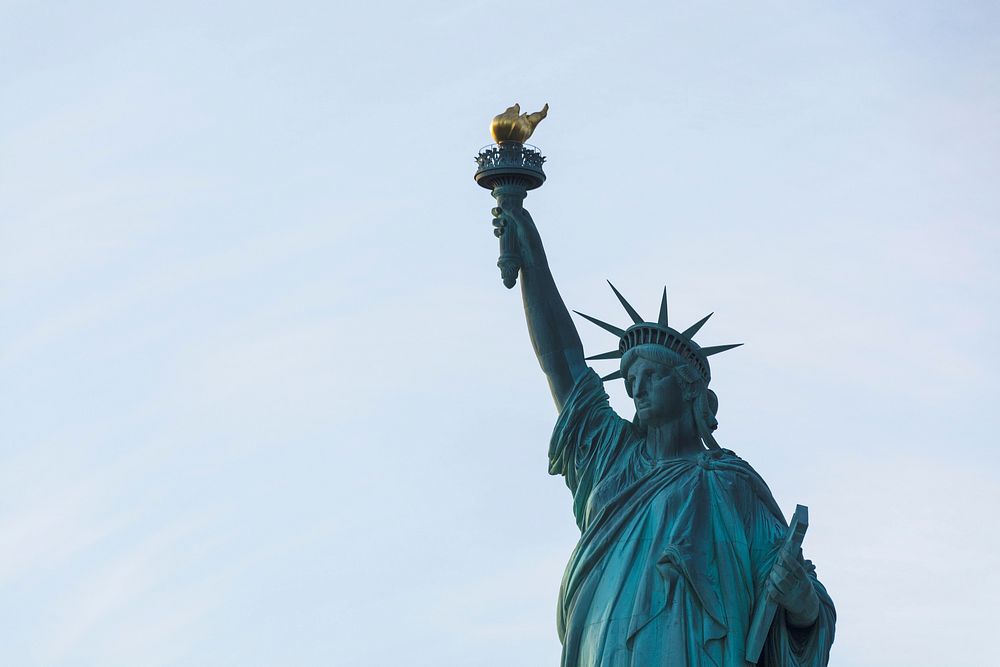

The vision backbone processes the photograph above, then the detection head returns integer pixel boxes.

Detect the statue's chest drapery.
[576,453,718,573]
[582,444,701,534]
[558,450,758,666]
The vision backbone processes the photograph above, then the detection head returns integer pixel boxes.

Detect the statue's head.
[621,344,719,440]
[575,283,740,449]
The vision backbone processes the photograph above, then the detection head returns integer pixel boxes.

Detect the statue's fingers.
[772,557,793,577]
[778,543,803,572]
[771,562,798,593]
[784,571,810,601]
[780,551,809,579]
[779,556,807,581]
[779,539,798,560]
[792,577,812,600]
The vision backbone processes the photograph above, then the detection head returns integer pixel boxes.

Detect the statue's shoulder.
[699,448,756,473]
[555,368,632,436]
[699,449,782,511]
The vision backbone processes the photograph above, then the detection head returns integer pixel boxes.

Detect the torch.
[474,103,548,288]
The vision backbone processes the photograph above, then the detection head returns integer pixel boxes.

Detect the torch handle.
[493,183,527,289]
[498,227,520,289]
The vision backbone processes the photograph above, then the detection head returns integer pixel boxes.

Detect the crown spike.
[700,343,743,357]
[658,287,668,326]
[682,312,713,339]
[573,311,626,337]
[600,369,624,382]
[606,280,643,324]
[586,349,624,361]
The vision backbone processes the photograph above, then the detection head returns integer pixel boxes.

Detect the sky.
[2,1,998,665]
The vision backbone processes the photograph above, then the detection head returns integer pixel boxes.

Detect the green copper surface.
[474,118,835,666]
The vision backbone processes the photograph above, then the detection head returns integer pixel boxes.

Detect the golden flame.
[490,103,548,143]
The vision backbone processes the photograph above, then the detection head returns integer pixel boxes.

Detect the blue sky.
[2,1,998,665]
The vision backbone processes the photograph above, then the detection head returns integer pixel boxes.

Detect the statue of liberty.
[477,105,836,666]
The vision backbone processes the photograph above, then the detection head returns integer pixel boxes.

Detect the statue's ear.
[693,395,721,451]
[706,388,719,417]
[695,389,719,432]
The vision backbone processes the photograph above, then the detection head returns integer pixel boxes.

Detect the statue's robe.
[550,370,835,667]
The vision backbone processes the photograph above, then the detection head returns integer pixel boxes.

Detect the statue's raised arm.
[494,203,587,410]
[475,103,586,411]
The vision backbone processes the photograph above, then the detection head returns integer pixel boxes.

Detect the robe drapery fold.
[549,369,835,667]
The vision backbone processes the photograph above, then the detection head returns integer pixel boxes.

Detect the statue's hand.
[491,205,540,263]
[767,542,820,628]
[491,206,508,238]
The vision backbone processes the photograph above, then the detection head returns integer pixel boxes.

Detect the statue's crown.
[575,282,742,384]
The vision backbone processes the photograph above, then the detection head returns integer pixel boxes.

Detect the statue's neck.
[644,417,703,460]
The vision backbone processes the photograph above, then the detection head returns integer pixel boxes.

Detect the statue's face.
[626,357,687,427]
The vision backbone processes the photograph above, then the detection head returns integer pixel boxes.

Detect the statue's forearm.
[515,212,587,410]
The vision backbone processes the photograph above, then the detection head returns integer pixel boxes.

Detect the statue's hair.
[621,344,721,449]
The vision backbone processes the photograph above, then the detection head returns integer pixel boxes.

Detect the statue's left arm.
[749,497,836,666]
[769,541,821,627]
[725,459,835,666]
[762,558,836,666]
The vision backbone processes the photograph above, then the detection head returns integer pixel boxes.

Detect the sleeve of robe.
[548,368,631,530]
[741,459,837,667]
